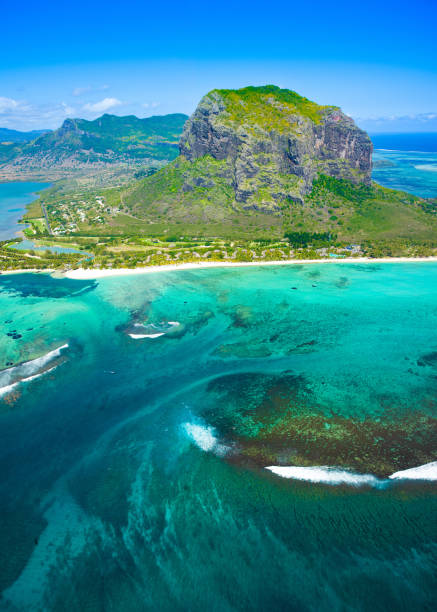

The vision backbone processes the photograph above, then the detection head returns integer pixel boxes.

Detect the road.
[41,203,52,235]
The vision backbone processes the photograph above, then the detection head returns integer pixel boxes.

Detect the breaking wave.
[0,344,68,398]
[266,461,437,487]
[389,461,437,481]
[127,321,180,340]
[128,332,165,339]
[182,421,230,457]
[265,466,382,487]
[414,164,437,172]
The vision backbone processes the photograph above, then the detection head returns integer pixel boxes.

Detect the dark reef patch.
[307,269,321,279]
[0,273,97,300]
[202,371,437,477]
[351,264,381,273]
[417,351,437,367]
[334,276,349,288]
[229,305,254,328]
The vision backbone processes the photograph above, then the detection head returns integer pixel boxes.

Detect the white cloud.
[354,112,437,124]
[354,112,437,134]
[82,98,122,113]
[73,86,91,97]
[142,101,160,110]
[0,97,21,113]
[72,84,110,97]
[0,99,76,131]
[61,101,75,116]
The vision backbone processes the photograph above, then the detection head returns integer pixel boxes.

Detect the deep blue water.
[371,132,437,153]
[371,132,437,198]
[0,182,49,241]
[0,264,436,610]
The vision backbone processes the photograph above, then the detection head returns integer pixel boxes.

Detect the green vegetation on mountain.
[9,85,437,271]
[104,85,434,246]
[178,85,373,208]
[213,85,338,129]
[31,113,187,160]
[0,113,188,173]
[114,164,437,243]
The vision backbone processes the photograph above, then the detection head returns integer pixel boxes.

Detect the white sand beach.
[61,256,437,280]
[2,256,437,279]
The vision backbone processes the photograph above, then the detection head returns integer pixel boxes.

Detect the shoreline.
[61,256,437,279]
[2,256,437,279]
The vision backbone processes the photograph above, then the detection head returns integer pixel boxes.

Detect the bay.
[0,182,49,241]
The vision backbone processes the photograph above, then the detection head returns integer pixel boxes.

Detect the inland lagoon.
[0,263,436,610]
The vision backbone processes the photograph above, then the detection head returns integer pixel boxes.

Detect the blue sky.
[1,0,436,132]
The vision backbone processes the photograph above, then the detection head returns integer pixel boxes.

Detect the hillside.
[0,113,188,179]
[116,85,436,243]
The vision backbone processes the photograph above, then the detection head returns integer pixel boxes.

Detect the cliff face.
[179,86,372,208]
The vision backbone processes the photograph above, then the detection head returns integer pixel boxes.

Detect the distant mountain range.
[0,113,189,177]
[0,127,51,143]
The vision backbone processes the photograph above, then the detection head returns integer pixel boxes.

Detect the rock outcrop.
[179,85,372,208]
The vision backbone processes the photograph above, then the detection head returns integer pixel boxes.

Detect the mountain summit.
[125,86,382,233]
[178,85,372,208]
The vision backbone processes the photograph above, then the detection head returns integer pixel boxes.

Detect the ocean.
[371,132,437,198]
[0,264,436,610]
[0,136,437,611]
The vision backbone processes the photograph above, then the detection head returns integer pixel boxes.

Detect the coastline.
[3,256,437,279]
[0,268,55,275]
[60,256,437,279]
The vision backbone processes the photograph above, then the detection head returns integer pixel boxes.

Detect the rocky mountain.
[122,85,436,242]
[179,85,372,208]
[0,113,188,177]
[125,85,373,217]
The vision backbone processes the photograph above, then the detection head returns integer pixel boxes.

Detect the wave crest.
[266,461,437,487]
[128,321,180,340]
[182,421,230,457]
[265,466,382,487]
[0,344,68,398]
[389,461,437,481]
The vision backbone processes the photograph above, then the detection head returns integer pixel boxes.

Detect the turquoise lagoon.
[0,182,49,241]
[372,149,437,198]
[371,132,437,198]
[0,263,436,610]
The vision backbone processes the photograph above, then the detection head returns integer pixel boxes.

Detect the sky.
[1,0,436,132]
